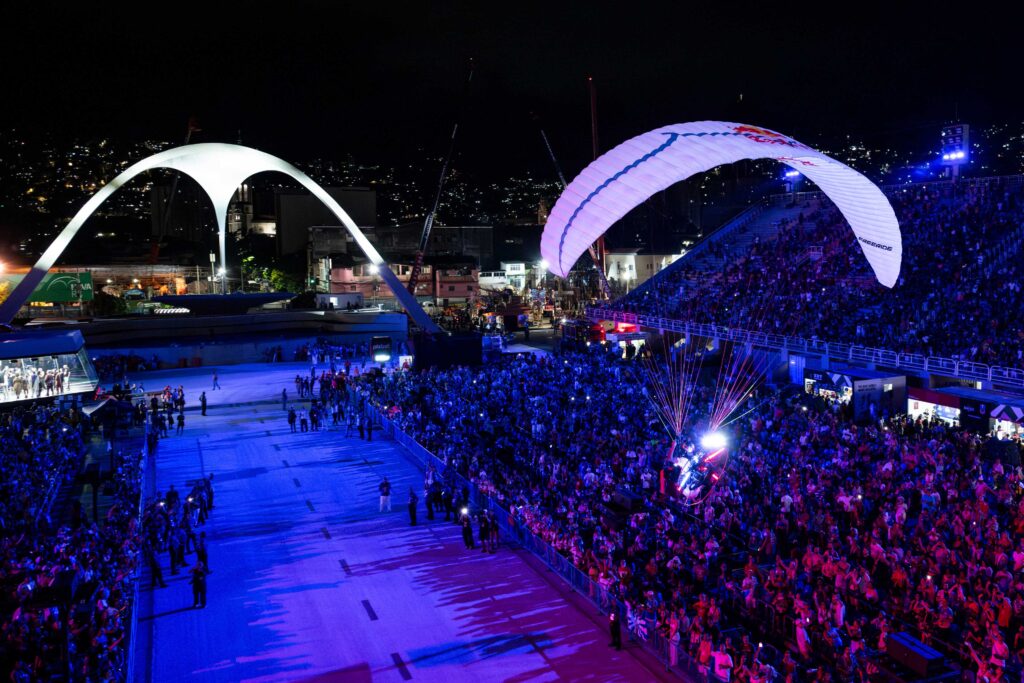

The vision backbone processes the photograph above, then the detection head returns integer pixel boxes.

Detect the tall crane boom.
[407,59,475,295]
[154,116,201,256]
[533,110,612,300]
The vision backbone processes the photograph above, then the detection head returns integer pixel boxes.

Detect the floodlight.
[700,432,727,451]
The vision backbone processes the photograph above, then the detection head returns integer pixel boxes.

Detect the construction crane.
[532,108,612,300]
[406,59,475,295]
[152,116,202,267]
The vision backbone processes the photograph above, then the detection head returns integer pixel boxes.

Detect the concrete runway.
[132,362,669,682]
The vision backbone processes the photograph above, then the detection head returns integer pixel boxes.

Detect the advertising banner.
[1,272,94,303]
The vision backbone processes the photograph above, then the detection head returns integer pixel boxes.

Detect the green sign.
[1,272,94,303]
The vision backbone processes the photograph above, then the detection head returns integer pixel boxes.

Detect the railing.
[35,420,88,527]
[769,174,1024,203]
[586,307,1024,390]
[121,420,151,683]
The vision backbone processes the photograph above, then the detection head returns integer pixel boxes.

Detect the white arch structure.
[0,143,440,331]
[542,121,903,287]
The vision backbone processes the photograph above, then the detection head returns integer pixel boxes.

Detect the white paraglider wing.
[541,121,902,287]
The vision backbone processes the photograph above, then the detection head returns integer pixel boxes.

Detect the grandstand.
[593,175,1024,403]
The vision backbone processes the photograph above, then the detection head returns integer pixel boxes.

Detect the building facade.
[329,262,479,306]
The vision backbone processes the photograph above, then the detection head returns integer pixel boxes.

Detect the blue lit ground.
[132,362,670,682]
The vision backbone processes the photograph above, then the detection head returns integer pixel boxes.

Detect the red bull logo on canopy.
[732,125,811,149]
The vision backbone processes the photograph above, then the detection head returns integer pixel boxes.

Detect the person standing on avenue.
[281,388,287,410]
[168,527,184,575]
[144,542,167,589]
[205,473,215,510]
[479,510,490,552]
[200,391,207,416]
[488,510,499,553]
[190,561,209,608]
[442,485,454,521]
[425,481,435,520]
[212,371,221,390]
[609,610,622,650]
[196,531,209,572]
[408,487,418,526]
[378,477,391,512]
[461,512,475,549]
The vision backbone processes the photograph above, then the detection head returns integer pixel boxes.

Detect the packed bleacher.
[0,404,147,681]
[356,348,1024,682]
[614,178,1024,370]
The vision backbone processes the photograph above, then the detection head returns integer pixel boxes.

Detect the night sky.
[3,2,1021,177]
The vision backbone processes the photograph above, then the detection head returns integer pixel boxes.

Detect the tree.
[264,268,301,293]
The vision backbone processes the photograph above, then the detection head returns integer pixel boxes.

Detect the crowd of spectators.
[0,404,147,681]
[615,178,1024,369]
[357,347,1024,682]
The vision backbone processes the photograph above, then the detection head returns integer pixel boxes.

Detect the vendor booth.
[936,386,1024,440]
[907,387,962,426]
[803,367,905,421]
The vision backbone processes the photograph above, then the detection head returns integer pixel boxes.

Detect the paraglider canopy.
[541,121,902,287]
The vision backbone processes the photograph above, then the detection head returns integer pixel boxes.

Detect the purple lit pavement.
[132,363,672,682]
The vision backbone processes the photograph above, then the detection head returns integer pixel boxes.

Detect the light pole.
[208,252,216,295]
[784,169,800,204]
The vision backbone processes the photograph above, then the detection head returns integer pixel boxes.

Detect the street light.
[209,252,216,294]
[535,260,549,288]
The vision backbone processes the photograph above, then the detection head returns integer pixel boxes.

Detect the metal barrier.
[769,174,1024,204]
[586,307,1024,391]
[121,421,151,683]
